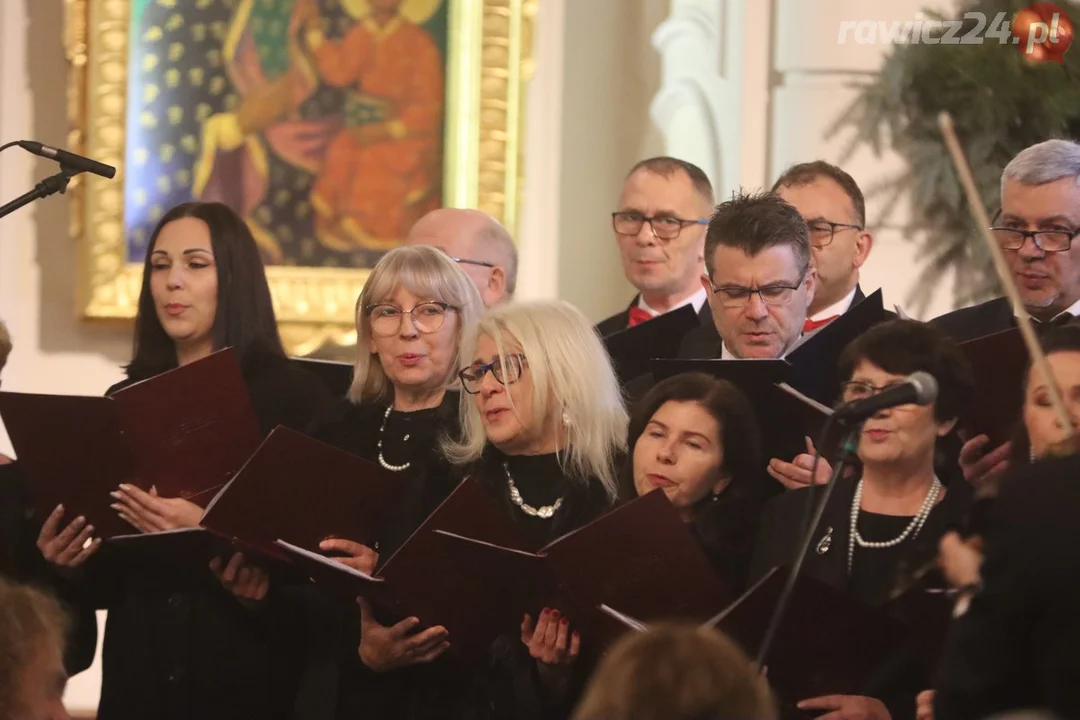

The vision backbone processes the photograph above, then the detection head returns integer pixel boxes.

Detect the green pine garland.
[827,0,1080,315]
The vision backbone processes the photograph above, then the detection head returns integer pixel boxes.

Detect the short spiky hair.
[704,190,810,278]
[772,160,866,228]
[627,156,715,206]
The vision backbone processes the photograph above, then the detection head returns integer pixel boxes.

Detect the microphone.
[833,371,939,422]
[17,141,116,179]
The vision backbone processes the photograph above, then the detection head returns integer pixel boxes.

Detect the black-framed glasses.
[839,380,908,404]
[989,226,1080,253]
[365,301,455,336]
[447,255,496,268]
[611,211,709,241]
[458,353,528,394]
[708,270,808,309]
[806,219,863,248]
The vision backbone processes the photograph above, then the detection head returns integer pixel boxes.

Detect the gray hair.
[443,299,628,499]
[349,246,484,405]
[1001,139,1080,195]
[480,219,519,297]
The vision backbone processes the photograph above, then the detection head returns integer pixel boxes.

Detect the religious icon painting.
[68,0,533,353]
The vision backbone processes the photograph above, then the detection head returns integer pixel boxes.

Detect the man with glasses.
[931,139,1080,342]
[773,161,874,332]
[404,208,518,306]
[932,139,1080,491]
[597,157,714,336]
[693,189,816,359]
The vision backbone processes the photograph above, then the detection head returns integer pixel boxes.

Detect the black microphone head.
[908,371,938,406]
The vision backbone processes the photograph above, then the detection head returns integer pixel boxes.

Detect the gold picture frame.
[65,0,535,355]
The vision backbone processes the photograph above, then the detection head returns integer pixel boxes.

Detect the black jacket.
[596,295,712,338]
[93,351,333,720]
[928,297,1014,343]
[934,454,1080,720]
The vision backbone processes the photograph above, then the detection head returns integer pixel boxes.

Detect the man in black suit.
[596,157,714,336]
[932,139,1080,488]
[933,452,1080,720]
[680,161,879,358]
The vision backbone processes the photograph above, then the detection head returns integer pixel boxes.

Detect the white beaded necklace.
[847,476,942,576]
[376,405,410,472]
[504,462,563,519]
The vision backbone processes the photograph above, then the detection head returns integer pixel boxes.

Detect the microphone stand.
[0,164,82,220]
[754,417,864,671]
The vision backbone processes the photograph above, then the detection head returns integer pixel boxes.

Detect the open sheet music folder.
[602,304,699,386]
[278,484,732,662]
[0,348,261,539]
[957,327,1027,447]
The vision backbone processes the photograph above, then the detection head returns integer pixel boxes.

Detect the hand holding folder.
[0,348,262,539]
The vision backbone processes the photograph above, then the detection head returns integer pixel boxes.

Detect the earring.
[1029,446,1037,463]
[710,492,720,503]
[561,410,571,426]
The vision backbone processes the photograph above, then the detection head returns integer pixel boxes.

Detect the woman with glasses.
[301,245,483,719]
[749,319,975,720]
[446,299,627,716]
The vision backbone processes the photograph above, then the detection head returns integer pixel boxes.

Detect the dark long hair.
[126,202,285,380]
[1010,324,1080,465]
[621,372,764,588]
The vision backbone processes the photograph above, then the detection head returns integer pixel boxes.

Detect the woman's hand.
[768,437,832,490]
[797,694,891,720]
[210,552,270,609]
[916,690,935,720]
[110,484,203,533]
[521,608,580,698]
[36,504,100,568]
[356,597,449,671]
[938,531,984,590]
[958,435,1011,490]
[319,539,379,574]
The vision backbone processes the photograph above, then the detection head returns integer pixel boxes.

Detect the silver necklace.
[377,405,410,472]
[504,462,563,519]
[847,476,942,576]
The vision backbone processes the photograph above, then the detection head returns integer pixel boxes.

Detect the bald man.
[404,208,518,306]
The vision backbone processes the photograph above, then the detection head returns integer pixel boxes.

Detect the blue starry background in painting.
[123,0,449,269]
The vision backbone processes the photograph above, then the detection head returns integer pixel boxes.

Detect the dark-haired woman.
[623,372,767,593]
[750,319,975,720]
[38,202,333,720]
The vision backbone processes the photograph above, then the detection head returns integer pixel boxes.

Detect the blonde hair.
[0,578,69,719]
[348,246,484,404]
[443,299,627,498]
[0,320,11,374]
[572,623,777,720]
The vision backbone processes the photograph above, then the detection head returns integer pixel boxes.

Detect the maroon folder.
[958,327,1027,447]
[430,489,734,653]
[199,425,405,563]
[0,348,261,538]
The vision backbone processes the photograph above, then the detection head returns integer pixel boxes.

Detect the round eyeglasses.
[365,301,455,336]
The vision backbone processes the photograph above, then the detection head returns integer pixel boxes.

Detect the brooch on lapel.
[815,526,833,555]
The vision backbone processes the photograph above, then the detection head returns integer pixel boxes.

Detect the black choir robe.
[930,296,1079,343]
[91,350,333,720]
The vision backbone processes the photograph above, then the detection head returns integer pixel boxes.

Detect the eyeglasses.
[365,301,455,336]
[839,380,909,404]
[707,271,808,309]
[806,220,862,248]
[990,227,1080,254]
[458,353,528,394]
[611,212,709,241]
[446,255,496,268]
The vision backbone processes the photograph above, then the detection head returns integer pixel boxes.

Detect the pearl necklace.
[847,476,942,576]
[504,462,563,519]
[377,405,410,472]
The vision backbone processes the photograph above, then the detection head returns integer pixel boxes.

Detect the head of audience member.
[625,372,761,521]
[702,190,815,358]
[613,157,714,312]
[996,139,1080,322]
[1014,325,1080,463]
[404,208,517,306]
[449,300,627,499]
[128,202,285,379]
[837,320,974,478]
[0,578,71,720]
[571,622,776,720]
[773,161,872,316]
[350,245,483,411]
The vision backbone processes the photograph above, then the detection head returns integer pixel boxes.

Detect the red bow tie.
[803,315,839,333]
[628,306,655,327]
